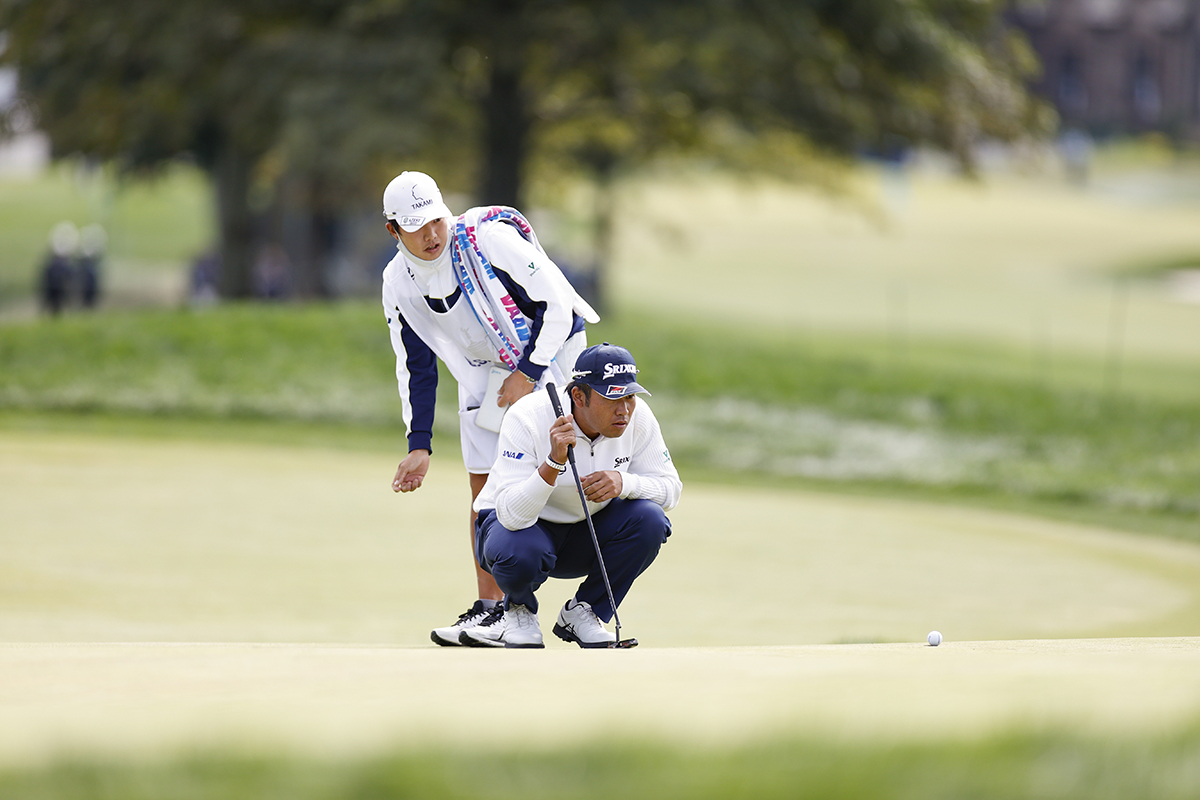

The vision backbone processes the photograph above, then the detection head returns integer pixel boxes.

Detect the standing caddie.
[380,170,598,646]
[462,343,682,648]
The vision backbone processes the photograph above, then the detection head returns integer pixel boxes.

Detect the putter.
[546,382,638,649]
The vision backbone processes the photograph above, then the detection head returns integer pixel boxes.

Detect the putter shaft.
[546,382,623,642]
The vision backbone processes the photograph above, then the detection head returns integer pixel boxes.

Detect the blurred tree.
[516,0,1048,300]
[293,0,1048,305]
[1,0,1045,302]
[1,0,341,296]
[0,0,447,298]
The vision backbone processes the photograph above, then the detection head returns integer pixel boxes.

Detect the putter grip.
[544,382,576,465]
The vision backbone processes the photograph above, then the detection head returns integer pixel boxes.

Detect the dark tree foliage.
[0,0,1045,298]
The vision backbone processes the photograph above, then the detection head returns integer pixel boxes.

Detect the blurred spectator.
[253,243,291,300]
[189,248,221,306]
[39,221,78,316]
[77,223,107,309]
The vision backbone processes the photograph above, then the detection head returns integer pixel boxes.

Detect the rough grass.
[613,308,1200,533]
[2,301,1197,541]
[3,729,1200,800]
[0,302,396,424]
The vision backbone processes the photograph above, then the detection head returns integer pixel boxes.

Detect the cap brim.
[395,202,453,233]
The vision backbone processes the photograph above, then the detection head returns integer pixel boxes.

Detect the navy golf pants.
[474,499,671,621]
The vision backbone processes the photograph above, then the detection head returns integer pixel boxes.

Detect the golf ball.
[927,630,943,646]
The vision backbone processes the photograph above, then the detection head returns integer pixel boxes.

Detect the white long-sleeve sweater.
[381,214,594,452]
[473,386,682,530]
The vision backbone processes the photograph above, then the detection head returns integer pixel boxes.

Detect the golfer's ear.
[385,221,401,240]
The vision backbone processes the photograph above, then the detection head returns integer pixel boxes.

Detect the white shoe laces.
[509,606,537,631]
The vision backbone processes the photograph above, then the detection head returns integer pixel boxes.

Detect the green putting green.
[3,428,1200,765]
[3,638,1199,766]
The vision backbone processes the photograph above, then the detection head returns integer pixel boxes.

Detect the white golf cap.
[382,171,453,232]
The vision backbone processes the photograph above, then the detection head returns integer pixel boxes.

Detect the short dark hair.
[567,380,593,405]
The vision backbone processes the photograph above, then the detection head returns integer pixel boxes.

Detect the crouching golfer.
[461,343,682,648]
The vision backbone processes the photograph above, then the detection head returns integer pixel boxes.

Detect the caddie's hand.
[548,413,576,466]
[498,369,537,408]
[393,450,430,493]
[581,470,623,503]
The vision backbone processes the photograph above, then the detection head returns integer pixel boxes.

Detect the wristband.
[545,456,568,474]
[519,370,536,384]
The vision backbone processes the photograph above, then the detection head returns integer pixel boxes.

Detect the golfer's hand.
[581,470,623,503]
[548,413,576,466]
[393,450,430,493]
[498,370,536,408]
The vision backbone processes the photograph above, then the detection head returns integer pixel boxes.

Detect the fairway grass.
[612,167,1200,364]
[3,427,1200,772]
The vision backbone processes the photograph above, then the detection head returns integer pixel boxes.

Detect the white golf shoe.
[552,598,617,648]
[430,600,497,647]
[459,603,544,649]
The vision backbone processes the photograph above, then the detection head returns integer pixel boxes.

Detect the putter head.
[609,638,639,649]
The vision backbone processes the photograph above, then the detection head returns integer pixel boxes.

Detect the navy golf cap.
[572,343,651,399]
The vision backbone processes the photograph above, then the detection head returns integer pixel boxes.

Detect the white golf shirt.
[474,386,683,531]
[381,215,592,453]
